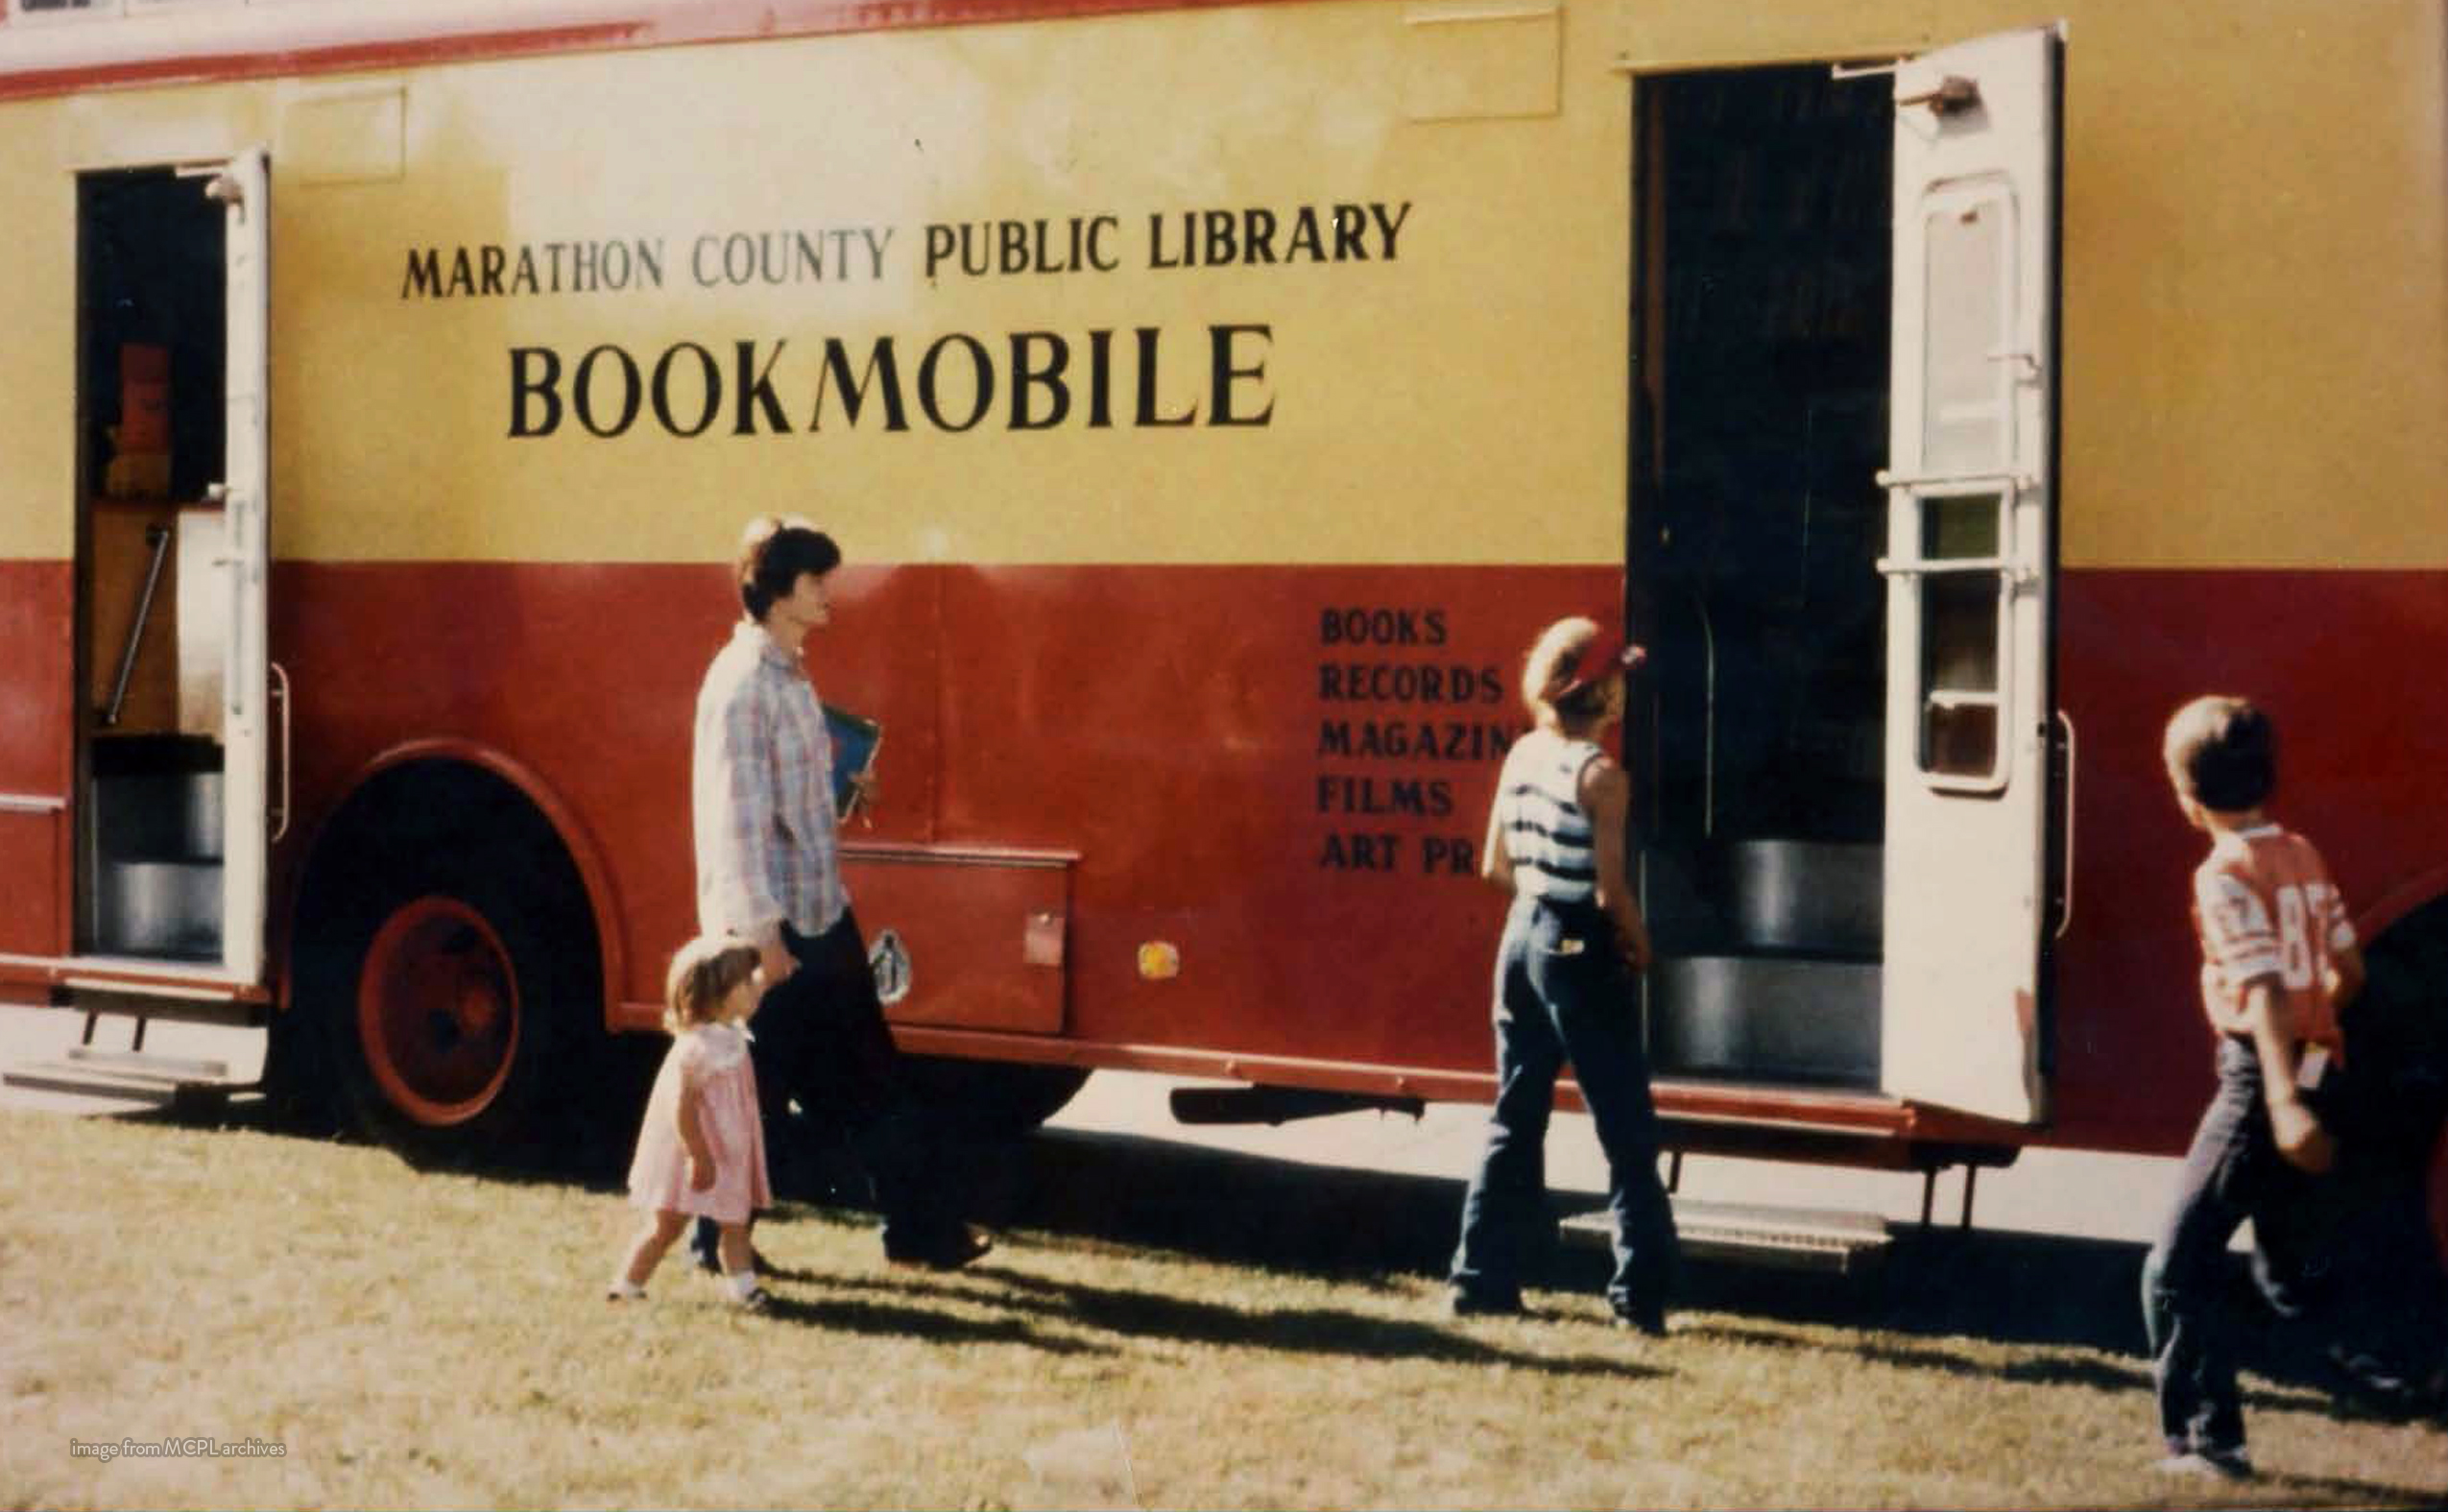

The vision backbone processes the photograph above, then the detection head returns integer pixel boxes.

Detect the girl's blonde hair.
[663,934,762,1032]
[1521,616,1603,728]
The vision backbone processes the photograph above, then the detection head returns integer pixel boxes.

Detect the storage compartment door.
[215,147,271,983]
[843,846,1072,1034]
[1877,30,2059,1123]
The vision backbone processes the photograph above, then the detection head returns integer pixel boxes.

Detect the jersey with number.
[2190,824,2355,1053]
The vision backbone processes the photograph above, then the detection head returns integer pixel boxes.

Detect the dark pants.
[1451,894,1679,1323]
[2141,1037,2338,1453]
[692,909,965,1266]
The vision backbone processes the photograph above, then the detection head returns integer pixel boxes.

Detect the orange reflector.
[1137,942,1181,980]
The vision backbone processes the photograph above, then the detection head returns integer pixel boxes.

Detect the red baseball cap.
[1543,629,1646,703]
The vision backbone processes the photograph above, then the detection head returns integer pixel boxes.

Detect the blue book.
[822,704,881,822]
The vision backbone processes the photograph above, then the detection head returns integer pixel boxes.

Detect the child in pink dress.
[607,935,775,1308]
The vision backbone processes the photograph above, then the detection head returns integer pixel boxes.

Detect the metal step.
[1563,1195,1892,1276]
[65,1045,229,1080]
[1648,954,1882,1086]
[92,765,225,862]
[1643,840,1883,957]
[95,858,224,958]
[3,1051,254,1107]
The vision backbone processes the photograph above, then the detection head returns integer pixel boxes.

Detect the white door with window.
[1878,29,2060,1123]
[218,145,272,983]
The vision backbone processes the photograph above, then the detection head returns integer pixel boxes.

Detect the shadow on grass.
[132,1083,2436,1428]
[982,1125,2447,1428]
[754,1291,1115,1356]
[2256,1468,2448,1508]
[1685,1321,2332,1416]
[128,1028,662,1189]
[810,1265,1661,1380]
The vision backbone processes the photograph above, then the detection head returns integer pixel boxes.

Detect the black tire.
[2338,902,2448,1388]
[297,847,584,1163]
[900,1054,1091,1137]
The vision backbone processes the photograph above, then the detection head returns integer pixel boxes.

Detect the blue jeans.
[2141,1038,2334,1452]
[1451,894,1679,1322]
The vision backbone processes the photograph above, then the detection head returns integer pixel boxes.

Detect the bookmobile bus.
[1,0,2443,1286]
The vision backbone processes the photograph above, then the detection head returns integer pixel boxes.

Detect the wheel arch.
[2360,862,2448,948]
[2352,882,2448,1273]
[283,738,623,1030]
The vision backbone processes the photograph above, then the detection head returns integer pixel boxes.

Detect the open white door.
[1877,29,2059,1123]
[216,147,271,983]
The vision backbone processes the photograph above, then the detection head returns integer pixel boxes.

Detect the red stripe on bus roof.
[0,0,1299,102]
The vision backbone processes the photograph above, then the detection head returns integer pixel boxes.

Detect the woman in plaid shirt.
[686,516,991,1275]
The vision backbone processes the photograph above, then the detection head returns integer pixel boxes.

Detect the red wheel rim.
[357,896,521,1127]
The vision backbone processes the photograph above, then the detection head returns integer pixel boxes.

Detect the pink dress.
[626,1022,772,1223]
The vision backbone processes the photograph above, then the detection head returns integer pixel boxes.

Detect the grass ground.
[0,1103,2441,1510]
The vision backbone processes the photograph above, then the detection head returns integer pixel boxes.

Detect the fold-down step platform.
[3,1044,257,1109]
[1563,1196,1892,1276]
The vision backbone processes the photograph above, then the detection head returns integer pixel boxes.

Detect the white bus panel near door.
[1878,29,2060,1124]
[216,146,271,984]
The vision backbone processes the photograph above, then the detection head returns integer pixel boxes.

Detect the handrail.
[2053,708,2077,940]
[1874,555,2035,580]
[1875,468,2034,492]
[1692,587,1717,839]
[269,660,293,843]
[101,522,172,728]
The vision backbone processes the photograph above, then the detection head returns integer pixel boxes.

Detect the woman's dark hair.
[737,516,842,620]
[2163,695,2276,812]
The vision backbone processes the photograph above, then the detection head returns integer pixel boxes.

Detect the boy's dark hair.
[737,516,842,621]
[2164,695,2276,812]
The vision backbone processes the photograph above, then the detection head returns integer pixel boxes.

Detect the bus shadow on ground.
[980,1124,2443,1427]
[803,1266,1660,1380]
[136,1088,2439,1431]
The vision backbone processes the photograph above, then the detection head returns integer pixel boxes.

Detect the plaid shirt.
[692,620,849,940]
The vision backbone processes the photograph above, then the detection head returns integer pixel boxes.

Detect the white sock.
[726,1269,759,1302]
[607,1279,646,1299]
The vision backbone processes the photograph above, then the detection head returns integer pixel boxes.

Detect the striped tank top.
[1499,729,1605,904]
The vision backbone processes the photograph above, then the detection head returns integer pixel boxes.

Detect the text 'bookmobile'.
[1,0,2442,1278]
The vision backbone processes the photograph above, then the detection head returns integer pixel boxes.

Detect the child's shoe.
[723,1268,772,1311]
[1445,1284,1523,1319]
[888,1225,996,1272]
[605,1280,647,1303]
[2151,1442,2252,1480]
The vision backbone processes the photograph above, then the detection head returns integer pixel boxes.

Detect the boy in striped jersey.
[2144,695,2364,1479]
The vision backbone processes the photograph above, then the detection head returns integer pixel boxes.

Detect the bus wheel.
[319,866,571,1159]
[902,1055,1091,1137]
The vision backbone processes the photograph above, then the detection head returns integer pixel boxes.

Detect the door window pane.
[1916,492,2004,778]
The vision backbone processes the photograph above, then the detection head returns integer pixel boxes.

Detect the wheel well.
[2353,893,2448,1278]
[2355,889,2448,1118]
[290,758,606,1020]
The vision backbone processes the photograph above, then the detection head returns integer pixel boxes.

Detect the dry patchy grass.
[0,1108,2440,1509]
